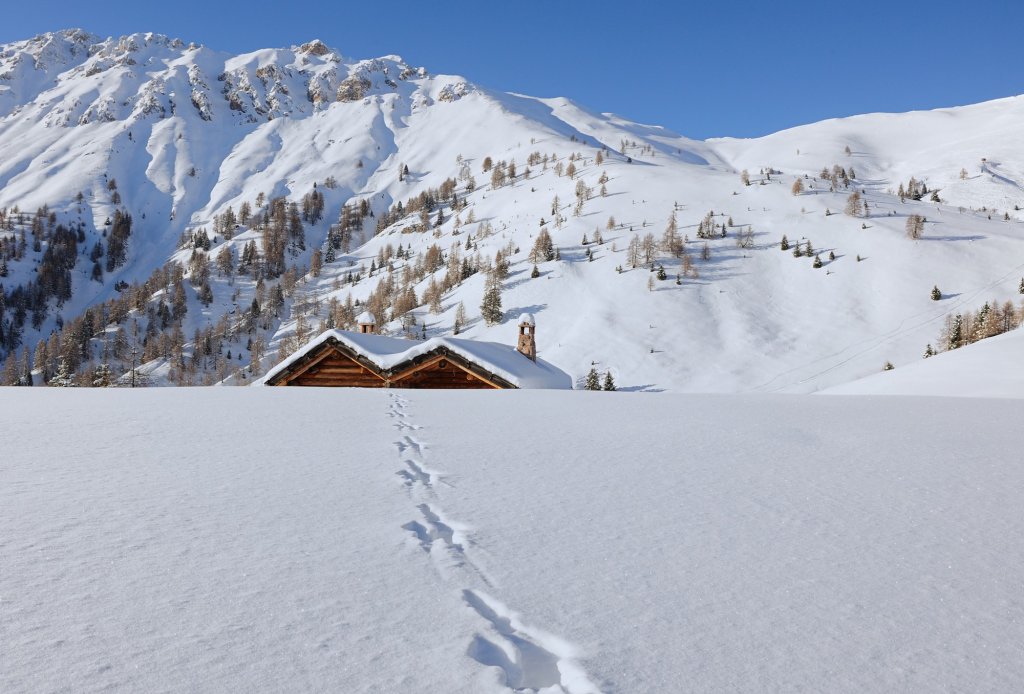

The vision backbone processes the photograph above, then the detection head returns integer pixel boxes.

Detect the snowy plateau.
[2,28,1024,694]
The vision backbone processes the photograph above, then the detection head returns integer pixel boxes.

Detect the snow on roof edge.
[258,329,571,389]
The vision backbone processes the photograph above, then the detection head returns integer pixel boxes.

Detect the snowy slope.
[1,29,1023,392]
[4,388,1024,692]
[824,326,1024,398]
[712,95,1024,214]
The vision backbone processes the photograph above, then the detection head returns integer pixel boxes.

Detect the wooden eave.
[267,338,520,389]
[266,338,387,386]
[385,346,517,389]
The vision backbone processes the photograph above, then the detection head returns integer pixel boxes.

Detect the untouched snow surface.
[825,326,1024,398]
[4,388,1024,692]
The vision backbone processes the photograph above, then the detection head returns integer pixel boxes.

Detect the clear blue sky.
[3,1,1020,139]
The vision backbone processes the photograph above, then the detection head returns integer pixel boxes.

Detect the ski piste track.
[387,392,600,694]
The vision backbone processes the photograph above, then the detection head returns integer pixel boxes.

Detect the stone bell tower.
[516,313,536,361]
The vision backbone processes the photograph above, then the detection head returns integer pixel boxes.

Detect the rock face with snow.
[1,28,1023,392]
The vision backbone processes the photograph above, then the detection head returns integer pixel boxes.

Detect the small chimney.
[516,313,536,361]
[356,311,377,334]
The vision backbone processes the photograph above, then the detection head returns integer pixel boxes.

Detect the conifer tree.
[480,270,503,325]
[92,363,112,387]
[780,235,789,251]
[923,344,935,359]
[845,191,862,217]
[453,301,467,334]
[661,211,682,257]
[906,214,925,239]
[947,314,964,350]
[931,285,942,301]
[585,367,600,390]
[310,249,323,278]
[603,371,616,391]
[1,354,19,386]
[48,358,76,387]
[528,229,555,263]
[19,347,31,386]
[813,254,823,269]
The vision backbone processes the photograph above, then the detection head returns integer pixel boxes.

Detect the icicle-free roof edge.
[259,329,570,389]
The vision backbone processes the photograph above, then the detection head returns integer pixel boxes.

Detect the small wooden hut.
[261,314,568,389]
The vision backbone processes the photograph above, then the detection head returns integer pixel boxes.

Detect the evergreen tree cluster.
[584,367,616,391]
[105,210,133,272]
[375,178,461,234]
[0,206,95,356]
[528,229,556,264]
[897,177,929,202]
[817,164,856,189]
[936,298,1023,353]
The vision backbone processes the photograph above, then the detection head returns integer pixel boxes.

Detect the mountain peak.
[296,39,333,57]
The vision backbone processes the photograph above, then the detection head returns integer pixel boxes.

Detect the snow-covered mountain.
[1,29,1023,391]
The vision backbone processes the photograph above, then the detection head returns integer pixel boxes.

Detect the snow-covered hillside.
[1,29,1023,392]
[825,325,1024,398]
[4,388,1024,692]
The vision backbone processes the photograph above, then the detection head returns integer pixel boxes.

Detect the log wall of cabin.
[284,350,386,387]
[392,359,500,389]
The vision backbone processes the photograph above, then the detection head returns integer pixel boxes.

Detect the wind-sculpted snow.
[3,388,1024,692]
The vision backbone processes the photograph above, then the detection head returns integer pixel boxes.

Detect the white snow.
[518,313,536,327]
[3,388,1024,692]
[355,311,376,325]
[3,30,1024,394]
[824,326,1024,398]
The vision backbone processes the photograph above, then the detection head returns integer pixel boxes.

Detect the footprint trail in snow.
[387,392,600,693]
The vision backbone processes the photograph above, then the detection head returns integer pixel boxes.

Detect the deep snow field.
[3,388,1024,693]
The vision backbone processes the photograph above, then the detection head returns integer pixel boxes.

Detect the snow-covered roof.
[518,313,536,327]
[355,311,376,325]
[260,330,571,389]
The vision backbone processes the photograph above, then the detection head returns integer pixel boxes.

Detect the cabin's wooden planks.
[390,354,500,389]
[277,348,386,387]
[267,338,515,389]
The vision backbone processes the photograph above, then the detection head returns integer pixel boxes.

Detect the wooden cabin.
[261,314,570,389]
